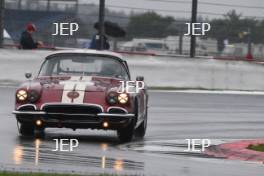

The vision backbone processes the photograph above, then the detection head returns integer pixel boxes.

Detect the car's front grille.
[42,104,103,114]
[18,105,35,111]
[108,107,127,114]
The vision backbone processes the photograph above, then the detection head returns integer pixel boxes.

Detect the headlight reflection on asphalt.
[101,156,106,169]
[13,146,23,165]
[114,159,124,171]
[101,143,108,169]
[100,156,124,171]
[35,139,41,165]
[100,143,108,151]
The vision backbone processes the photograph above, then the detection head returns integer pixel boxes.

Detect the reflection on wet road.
[12,134,144,173]
[1,87,264,176]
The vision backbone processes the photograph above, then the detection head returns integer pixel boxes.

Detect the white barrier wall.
[1,49,264,91]
[125,54,264,90]
[0,49,53,85]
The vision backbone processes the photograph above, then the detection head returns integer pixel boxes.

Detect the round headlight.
[118,93,129,104]
[28,90,40,103]
[16,90,28,101]
[107,92,118,105]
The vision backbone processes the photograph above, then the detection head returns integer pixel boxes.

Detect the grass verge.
[247,144,264,152]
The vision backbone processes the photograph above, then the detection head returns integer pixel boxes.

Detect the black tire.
[135,110,147,138]
[117,100,138,143]
[117,120,134,143]
[18,122,34,136]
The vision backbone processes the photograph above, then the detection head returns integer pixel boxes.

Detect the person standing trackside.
[89,33,110,50]
[89,23,110,50]
[20,23,43,49]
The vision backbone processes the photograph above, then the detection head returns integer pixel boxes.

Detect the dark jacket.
[20,31,38,49]
[89,34,110,50]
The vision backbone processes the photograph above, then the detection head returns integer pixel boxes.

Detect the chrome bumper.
[13,110,135,118]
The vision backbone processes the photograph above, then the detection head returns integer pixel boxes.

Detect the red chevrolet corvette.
[13,50,148,142]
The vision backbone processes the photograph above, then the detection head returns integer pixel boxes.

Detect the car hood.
[36,76,122,92]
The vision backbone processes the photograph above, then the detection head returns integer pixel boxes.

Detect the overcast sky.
[80,0,264,19]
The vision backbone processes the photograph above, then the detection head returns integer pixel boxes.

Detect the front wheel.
[135,110,148,138]
[117,120,135,143]
[18,122,34,136]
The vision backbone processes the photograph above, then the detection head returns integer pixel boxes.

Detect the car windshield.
[39,54,129,80]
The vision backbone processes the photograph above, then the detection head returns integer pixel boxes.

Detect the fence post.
[0,0,5,48]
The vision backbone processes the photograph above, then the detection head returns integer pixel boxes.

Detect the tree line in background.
[5,0,264,51]
[126,12,178,39]
[126,10,264,52]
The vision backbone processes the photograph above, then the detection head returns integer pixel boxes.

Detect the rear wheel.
[18,122,34,136]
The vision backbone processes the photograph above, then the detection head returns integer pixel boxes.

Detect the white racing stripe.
[61,82,76,103]
[74,83,86,103]
[60,76,93,103]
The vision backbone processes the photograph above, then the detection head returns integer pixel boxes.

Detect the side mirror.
[136,76,144,81]
[25,72,32,79]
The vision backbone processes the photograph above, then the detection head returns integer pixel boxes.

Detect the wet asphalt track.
[0,87,264,176]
